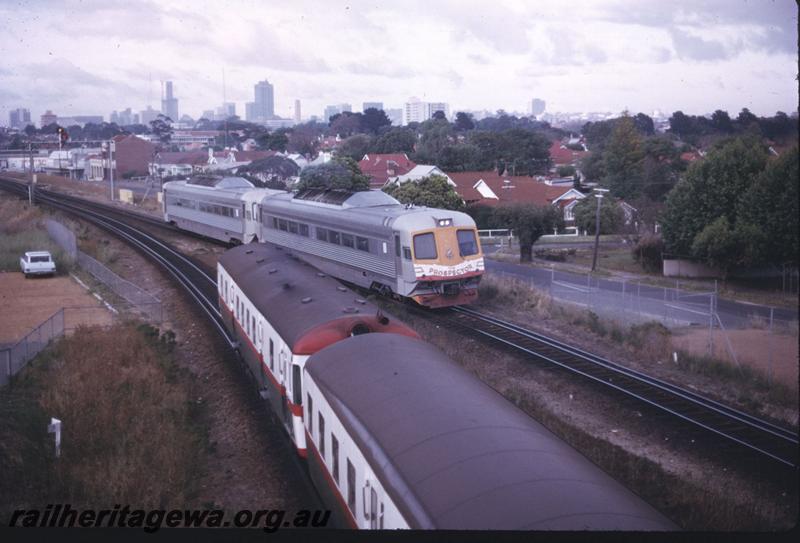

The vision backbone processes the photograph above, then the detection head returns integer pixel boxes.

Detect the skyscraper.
[363,102,383,112]
[161,81,179,121]
[8,108,31,129]
[246,80,275,122]
[531,99,546,116]
[294,99,302,123]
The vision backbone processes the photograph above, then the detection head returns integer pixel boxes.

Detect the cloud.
[669,27,729,61]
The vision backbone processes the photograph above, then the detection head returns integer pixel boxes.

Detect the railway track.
[0,177,231,345]
[5,177,796,471]
[435,305,799,469]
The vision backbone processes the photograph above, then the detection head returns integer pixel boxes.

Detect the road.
[484,258,798,329]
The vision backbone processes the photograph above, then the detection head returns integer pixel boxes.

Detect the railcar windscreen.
[456,230,478,256]
[413,233,437,260]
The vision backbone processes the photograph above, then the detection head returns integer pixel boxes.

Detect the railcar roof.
[163,179,257,198]
[218,244,411,352]
[306,334,677,531]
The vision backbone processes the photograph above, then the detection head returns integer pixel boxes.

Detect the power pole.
[28,143,34,205]
[590,188,609,272]
[109,140,116,201]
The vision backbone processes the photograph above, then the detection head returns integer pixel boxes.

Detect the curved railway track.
[3,177,796,472]
[432,305,799,469]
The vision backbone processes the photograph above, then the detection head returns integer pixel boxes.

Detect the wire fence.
[76,252,162,324]
[491,268,799,387]
[0,309,64,386]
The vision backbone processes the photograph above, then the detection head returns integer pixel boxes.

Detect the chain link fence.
[492,268,798,386]
[1,309,64,386]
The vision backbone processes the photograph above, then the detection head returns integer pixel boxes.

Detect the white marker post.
[48,417,62,458]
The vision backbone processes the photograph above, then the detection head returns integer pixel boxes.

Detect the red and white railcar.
[217,243,418,456]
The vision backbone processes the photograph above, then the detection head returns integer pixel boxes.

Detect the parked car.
[20,251,56,277]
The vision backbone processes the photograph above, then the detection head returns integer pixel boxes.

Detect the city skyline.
[0,0,797,125]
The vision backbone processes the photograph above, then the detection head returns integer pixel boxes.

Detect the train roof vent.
[268,268,278,274]
[245,249,254,254]
[336,286,347,292]
[317,272,326,277]
[350,323,371,336]
[301,297,312,304]
[355,298,367,305]
[293,188,353,205]
[342,307,358,314]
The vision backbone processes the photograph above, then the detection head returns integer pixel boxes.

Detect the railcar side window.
[316,228,328,242]
[278,219,288,231]
[457,229,479,256]
[272,217,278,229]
[403,247,412,260]
[299,224,309,237]
[319,413,326,458]
[341,234,354,248]
[347,460,356,512]
[329,231,341,245]
[356,236,369,252]
[292,365,302,405]
[307,394,313,433]
[413,233,437,259]
[269,339,274,370]
[288,221,298,234]
[394,235,400,257]
[332,435,340,485]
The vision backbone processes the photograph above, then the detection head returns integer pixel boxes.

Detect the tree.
[690,216,765,277]
[668,111,694,138]
[633,113,655,135]
[414,119,453,163]
[572,196,625,235]
[490,204,562,262]
[373,127,416,154]
[436,143,482,172]
[329,112,362,137]
[361,108,391,133]
[287,124,319,155]
[454,111,475,131]
[737,146,799,266]
[556,164,576,177]
[295,156,369,191]
[149,114,173,145]
[711,110,733,133]
[498,129,551,176]
[336,134,373,162]
[661,136,769,258]
[580,152,606,183]
[602,115,644,199]
[736,108,758,128]
[431,110,447,121]
[382,175,464,210]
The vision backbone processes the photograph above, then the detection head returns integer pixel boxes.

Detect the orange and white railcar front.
[393,213,484,308]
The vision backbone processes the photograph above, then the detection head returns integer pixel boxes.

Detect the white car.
[20,251,57,277]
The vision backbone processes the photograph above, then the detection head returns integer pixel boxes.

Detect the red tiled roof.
[448,171,576,207]
[155,151,209,165]
[359,153,416,188]
[549,141,588,165]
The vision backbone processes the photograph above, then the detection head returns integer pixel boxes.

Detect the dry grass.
[0,197,75,273]
[0,323,203,518]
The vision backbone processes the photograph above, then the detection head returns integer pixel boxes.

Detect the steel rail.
[445,306,798,468]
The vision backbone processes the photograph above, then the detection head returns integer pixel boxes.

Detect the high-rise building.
[363,102,383,112]
[216,102,236,120]
[40,110,57,127]
[8,108,31,129]
[402,98,449,124]
[161,81,179,121]
[323,103,352,123]
[140,106,159,126]
[246,80,275,122]
[110,108,138,126]
[427,102,449,119]
[530,98,546,116]
[294,99,302,123]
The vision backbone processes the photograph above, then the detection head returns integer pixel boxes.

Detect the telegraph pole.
[109,139,116,201]
[28,143,34,205]
[590,188,609,272]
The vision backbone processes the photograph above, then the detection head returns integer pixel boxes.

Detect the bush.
[632,234,664,272]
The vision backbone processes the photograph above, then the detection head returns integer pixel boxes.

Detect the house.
[548,139,589,167]
[386,165,454,187]
[358,153,416,189]
[448,171,586,226]
[85,135,155,181]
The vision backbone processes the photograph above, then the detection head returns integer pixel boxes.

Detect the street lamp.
[590,188,609,272]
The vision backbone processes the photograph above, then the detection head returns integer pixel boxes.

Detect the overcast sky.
[1,0,797,124]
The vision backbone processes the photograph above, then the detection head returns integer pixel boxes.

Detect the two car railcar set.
[218,243,676,531]
[164,177,484,308]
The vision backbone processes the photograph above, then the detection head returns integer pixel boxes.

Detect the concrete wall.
[663,259,722,278]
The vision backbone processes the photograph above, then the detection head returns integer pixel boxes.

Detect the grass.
[0,323,205,519]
